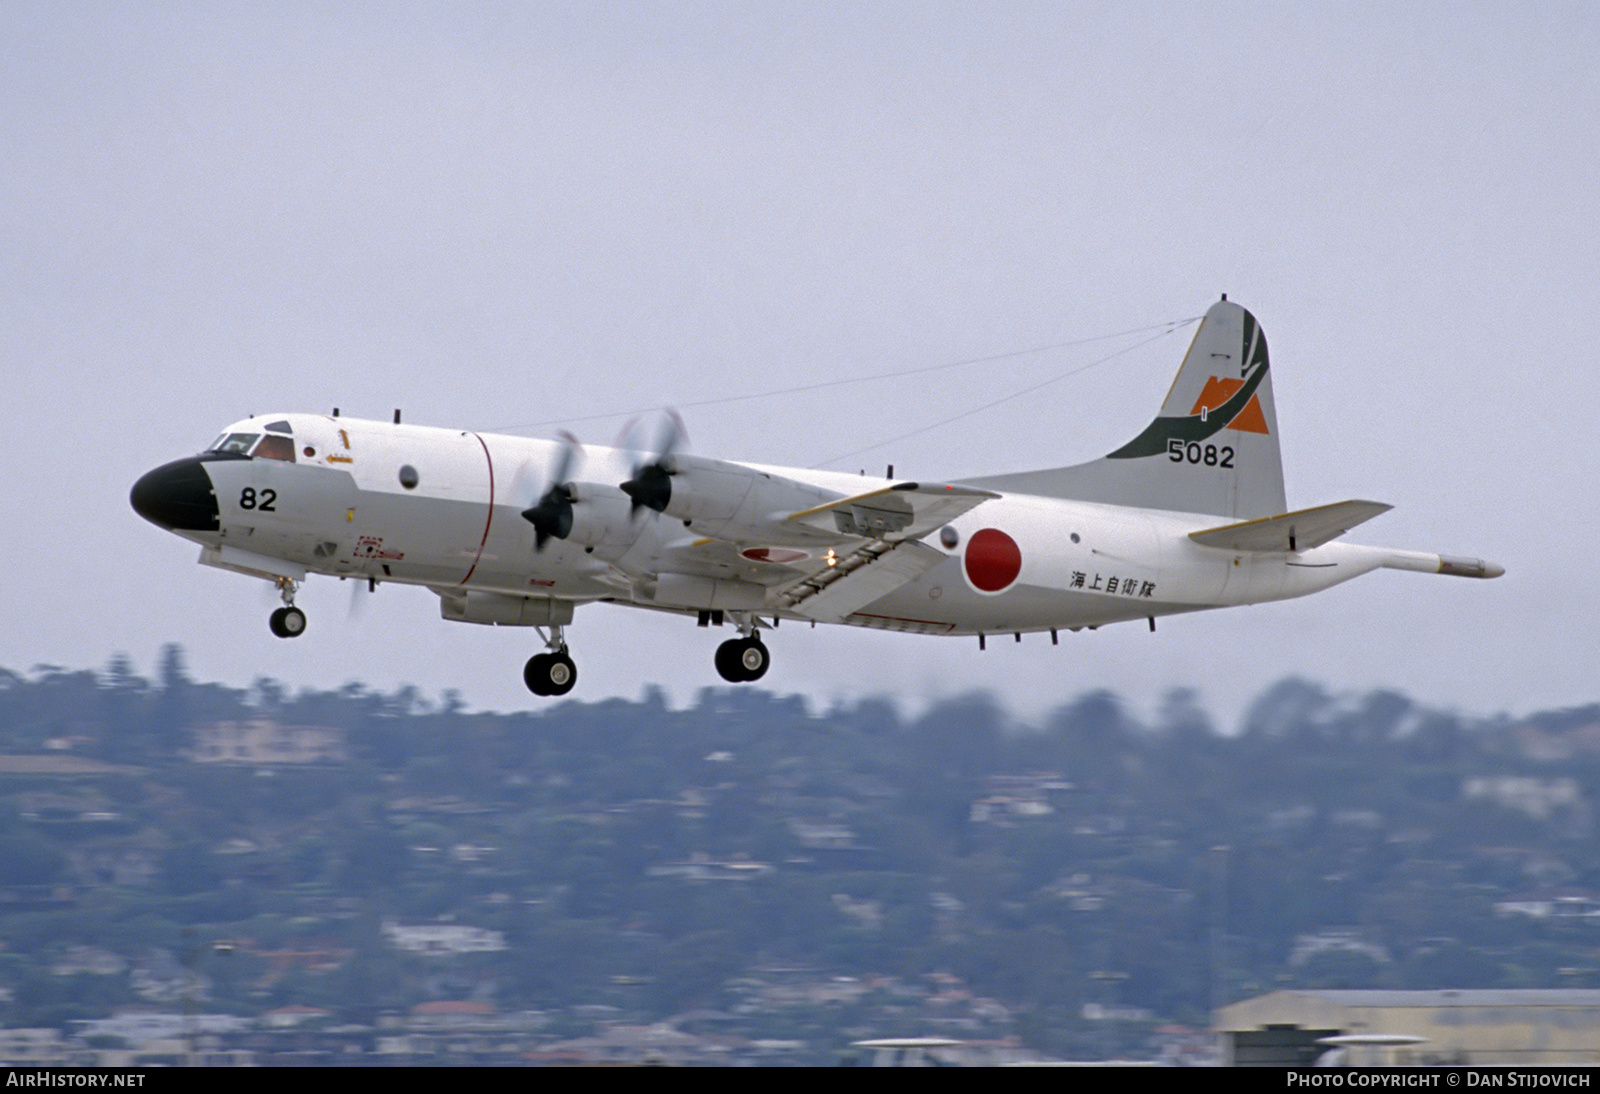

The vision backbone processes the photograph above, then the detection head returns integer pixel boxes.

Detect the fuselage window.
[253,434,296,462]
[208,433,260,455]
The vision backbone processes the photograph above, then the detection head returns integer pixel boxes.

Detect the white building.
[382,921,507,955]
[190,719,349,765]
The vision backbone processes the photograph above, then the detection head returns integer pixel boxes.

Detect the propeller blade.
[549,430,581,489]
[520,432,585,550]
[620,464,671,514]
[614,415,647,457]
[619,410,686,515]
[653,410,686,469]
[506,456,541,509]
[522,484,574,549]
[349,575,376,620]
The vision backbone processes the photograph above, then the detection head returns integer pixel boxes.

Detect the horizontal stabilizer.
[1189,499,1393,553]
[787,482,997,543]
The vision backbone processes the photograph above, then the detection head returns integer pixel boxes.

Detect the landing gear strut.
[268,578,306,639]
[524,625,577,697]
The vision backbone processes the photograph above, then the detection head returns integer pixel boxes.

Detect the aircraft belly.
[845,574,1192,635]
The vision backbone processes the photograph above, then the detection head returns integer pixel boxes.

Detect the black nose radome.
[131,457,220,532]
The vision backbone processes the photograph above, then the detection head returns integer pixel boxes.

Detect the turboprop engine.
[541,481,635,550]
[624,453,847,547]
[512,433,639,553]
[617,413,847,547]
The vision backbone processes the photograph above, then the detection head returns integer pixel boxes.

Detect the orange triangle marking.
[1190,377,1269,434]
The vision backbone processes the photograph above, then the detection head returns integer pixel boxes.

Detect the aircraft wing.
[634,533,947,623]
[766,482,994,621]
[1188,499,1393,553]
[785,481,997,543]
[634,481,992,621]
[773,540,949,623]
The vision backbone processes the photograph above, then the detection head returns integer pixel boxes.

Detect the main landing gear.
[518,617,774,697]
[714,633,770,683]
[268,578,307,639]
[524,625,577,697]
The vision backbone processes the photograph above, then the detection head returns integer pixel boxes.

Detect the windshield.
[253,433,295,462]
[203,430,297,461]
[207,432,260,455]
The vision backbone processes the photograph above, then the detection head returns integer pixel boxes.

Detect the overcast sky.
[4,3,1595,728]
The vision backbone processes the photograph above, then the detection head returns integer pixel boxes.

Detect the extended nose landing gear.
[524,625,577,697]
[268,578,307,639]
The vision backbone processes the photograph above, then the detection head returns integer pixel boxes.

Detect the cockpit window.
[208,432,260,455]
[263,420,293,434]
[253,434,296,462]
[203,431,296,461]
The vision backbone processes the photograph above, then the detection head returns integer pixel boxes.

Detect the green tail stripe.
[1105,351,1269,460]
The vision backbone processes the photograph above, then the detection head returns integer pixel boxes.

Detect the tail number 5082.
[1168,440,1235,468]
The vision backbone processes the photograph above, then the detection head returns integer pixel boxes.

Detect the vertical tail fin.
[962,299,1287,519]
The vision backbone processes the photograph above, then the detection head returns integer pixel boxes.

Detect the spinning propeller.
[618,410,686,515]
[518,431,584,550]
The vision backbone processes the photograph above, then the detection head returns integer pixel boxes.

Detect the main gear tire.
[269,607,307,639]
[715,637,770,683]
[524,652,577,696]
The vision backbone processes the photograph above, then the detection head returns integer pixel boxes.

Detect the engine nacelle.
[560,483,635,549]
[440,591,575,627]
[653,458,845,546]
[640,572,768,611]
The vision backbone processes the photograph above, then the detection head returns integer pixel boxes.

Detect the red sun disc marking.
[742,547,809,564]
[964,528,1022,593]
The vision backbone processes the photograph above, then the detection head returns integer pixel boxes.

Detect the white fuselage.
[134,299,1497,695]
[171,412,1396,638]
